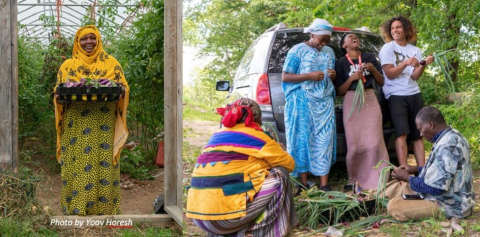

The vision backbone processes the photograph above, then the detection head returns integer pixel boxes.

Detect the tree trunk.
[447,12,460,82]
[405,0,417,16]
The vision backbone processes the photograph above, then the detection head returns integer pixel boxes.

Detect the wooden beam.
[164,0,183,228]
[50,214,174,229]
[164,206,183,228]
[0,0,19,171]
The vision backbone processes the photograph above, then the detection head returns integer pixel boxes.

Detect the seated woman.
[334,33,389,190]
[54,25,129,215]
[186,98,297,237]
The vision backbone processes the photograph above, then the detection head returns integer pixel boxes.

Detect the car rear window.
[235,34,273,79]
[268,31,385,73]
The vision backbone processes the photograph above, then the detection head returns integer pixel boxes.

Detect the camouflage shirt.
[419,127,476,218]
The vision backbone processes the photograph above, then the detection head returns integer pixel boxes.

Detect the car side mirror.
[216,81,230,91]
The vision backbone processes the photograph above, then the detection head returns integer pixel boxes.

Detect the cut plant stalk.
[295,187,369,229]
[300,215,389,237]
[373,160,396,214]
[347,78,366,120]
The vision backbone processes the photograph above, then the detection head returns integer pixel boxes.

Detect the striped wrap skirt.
[192,167,297,237]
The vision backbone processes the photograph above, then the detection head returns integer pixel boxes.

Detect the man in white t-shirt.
[378,16,434,167]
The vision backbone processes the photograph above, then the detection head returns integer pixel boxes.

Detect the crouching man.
[386,106,475,221]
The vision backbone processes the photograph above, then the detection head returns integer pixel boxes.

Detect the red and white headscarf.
[216,98,262,131]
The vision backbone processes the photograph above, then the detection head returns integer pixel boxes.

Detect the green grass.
[0,218,57,237]
[183,141,202,165]
[183,87,224,122]
[116,227,182,236]
[183,101,220,122]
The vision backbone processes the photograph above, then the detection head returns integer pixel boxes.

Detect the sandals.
[295,181,315,196]
[343,184,354,192]
[343,182,363,193]
[295,182,333,196]
[318,185,332,192]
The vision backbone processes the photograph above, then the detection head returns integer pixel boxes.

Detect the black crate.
[56,84,122,102]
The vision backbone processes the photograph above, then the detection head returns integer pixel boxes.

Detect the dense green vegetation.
[185,0,480,167]
[110,0,165,179]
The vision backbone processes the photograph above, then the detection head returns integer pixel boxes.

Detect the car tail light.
[333,27,351,31]
[256,73,271,105]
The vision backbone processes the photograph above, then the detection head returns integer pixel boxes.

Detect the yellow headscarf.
[54,25,130,165]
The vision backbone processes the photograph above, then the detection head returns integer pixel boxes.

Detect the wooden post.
[0,0,19,172]
[164,0,183,227]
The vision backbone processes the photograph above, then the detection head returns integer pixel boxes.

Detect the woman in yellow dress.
[54,25,129,215]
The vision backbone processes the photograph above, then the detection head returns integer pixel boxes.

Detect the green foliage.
[80,0,130,43]
[17,36,56,151]
[436,91,480,167]
[107,0,164,176]
[120,147,155,180]
[110,0,164,163]
[40,37,72,92]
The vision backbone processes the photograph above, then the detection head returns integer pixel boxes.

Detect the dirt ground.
[22,140,165,217]
[183,120,219,148]
[182,120,220,236]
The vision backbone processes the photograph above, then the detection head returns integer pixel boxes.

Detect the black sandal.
[295,181,314,196]
[343,184,354,192]
[318,185,332,192]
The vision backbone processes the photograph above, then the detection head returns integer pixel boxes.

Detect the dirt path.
[183,120,219,236]
[183,120,219,147]
[22,139,165,217]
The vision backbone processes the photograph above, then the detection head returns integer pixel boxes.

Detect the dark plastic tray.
[56,84,122,102]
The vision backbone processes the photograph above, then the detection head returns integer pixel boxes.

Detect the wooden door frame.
[0,0,19,172]
[163,0,184,227]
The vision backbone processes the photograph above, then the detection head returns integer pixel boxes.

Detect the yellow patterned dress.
[60,102,120,215]
[54,25,129,215]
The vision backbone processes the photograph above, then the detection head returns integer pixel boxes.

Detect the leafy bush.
[109,0,164,174]
[120,147,156,180]
[437,89,480,168]
[17,37,53,142]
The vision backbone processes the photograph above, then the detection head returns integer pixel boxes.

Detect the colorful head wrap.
[216,98,262,131]
[304,18,333,36]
